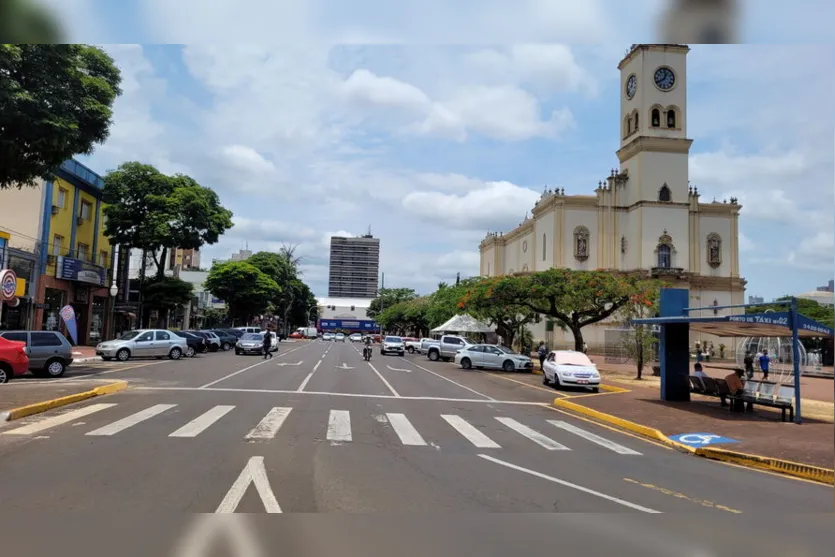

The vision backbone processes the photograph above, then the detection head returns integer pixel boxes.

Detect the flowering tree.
[458,277,536,349]
[617,288,661,379]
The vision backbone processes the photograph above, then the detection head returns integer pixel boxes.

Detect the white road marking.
[199,344,309,389]
[385,413,426,446]
[327,410,352,442]
[386,365,411,372]
[169,405,235,438]
[275,361,302,367]
[367,363,400,397]
[495,417,569,450]
[296,373,313,392]
[135,386,548,405]
[477,454,661,513]
[441,414,501,448]
[86,404,177,436]
[547,420,642,455]
[216,456,282,513]
[245,407,292,440]
[2,403,117,436]
[401,358,494,401]
[335,363,354,370]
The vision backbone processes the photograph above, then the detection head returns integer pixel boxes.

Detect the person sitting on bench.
[693,362,708,378]
[721,368,745,411]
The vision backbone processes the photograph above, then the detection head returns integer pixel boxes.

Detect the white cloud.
[221,145,275,174]
[229,217,318,244]
[341,69,430,112]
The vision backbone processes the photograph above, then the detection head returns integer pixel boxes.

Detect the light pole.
[109,281,119,339]
[307,306,318,327]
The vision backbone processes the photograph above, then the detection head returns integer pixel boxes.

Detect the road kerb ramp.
[552,397,835,486]
[1,380,129,422]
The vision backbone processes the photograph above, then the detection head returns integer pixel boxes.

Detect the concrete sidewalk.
[71,345,101,364]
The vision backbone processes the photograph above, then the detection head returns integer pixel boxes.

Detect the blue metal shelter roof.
[632,311,833,338]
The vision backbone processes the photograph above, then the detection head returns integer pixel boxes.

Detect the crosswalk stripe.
[327,410,351,442]
[441,414,501,448]
[169,405,235,438]
[494,417,570,450]
[547,420,642,455]
[2,403,118,436]
[245,407,293,440]
[385,413,426,446]
[86,404,177,436]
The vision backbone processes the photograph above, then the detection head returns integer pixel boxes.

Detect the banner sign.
[57,256,106,286]
[319,319,377,331]
[728,312,790,326]
[0,269,17,300]
[59,304,78,344]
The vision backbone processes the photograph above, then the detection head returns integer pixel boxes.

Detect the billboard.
[57,256,106,286]
[318,319,378,331]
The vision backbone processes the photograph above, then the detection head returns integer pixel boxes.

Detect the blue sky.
[36,3,834,300]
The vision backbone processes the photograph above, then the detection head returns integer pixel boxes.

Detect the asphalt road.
[0,339,831,519]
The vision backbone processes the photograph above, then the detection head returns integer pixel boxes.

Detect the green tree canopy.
[102,162,234,278]
[368,288,418,319]
[205,261,281,324]
[0,44,121,189]
[377,297,432,336]
[246,251,316,330]
[747,296,834,330]
[458,277,536,348]
[142,276,194,326]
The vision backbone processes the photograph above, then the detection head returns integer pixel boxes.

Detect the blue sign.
[669,433,738,447]
[56,256,106,286]
[319,319,377,331]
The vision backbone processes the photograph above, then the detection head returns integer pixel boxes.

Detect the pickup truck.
[420,335,474,362]
[404,338,423,353]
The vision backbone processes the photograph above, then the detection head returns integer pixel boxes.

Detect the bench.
[688,376,795,422]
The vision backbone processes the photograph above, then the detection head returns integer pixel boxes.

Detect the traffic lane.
[299,342,395,397]
[196,341,324,391]
[347,343,488,401]
[397,353,560,404]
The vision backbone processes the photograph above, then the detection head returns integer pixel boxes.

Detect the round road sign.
[0,269,18,301]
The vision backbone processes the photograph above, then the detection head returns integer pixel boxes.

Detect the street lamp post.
[109,281,119,340]
[307,306,318,327]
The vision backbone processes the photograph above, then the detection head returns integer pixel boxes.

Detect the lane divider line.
[398,358,494,401]
[198,343,310,389]
[368,363,401,397]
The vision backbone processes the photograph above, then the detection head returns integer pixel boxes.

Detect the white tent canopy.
[431,314,494,334]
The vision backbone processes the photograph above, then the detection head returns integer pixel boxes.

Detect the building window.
[52,235,63,256]
[80,201,92,221]
[77,243,89,261]
[667,109,677,128]
[634,111,639,130]
[99,251,108,267]
[542,233,547,261]
[657,244,671,268]
[573,226,590,262]
[57,188,68,209]
[522,239,528,253]
[651,108,660,127]
[706,233,722,268]
[658,184,672,202]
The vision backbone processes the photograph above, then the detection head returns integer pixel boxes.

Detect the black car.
[210,330,237,351]
[173,331,208,356]
[186,330,219,352]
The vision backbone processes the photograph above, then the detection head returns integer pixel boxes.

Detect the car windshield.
[385,336,402,343]
[118,331,141,340]
[462,337,477,345]
[242,333,264,341]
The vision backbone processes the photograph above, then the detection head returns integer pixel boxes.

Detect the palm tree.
[279,244,303,274]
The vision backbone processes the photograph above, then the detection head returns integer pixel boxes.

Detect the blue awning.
[632,311,833,338]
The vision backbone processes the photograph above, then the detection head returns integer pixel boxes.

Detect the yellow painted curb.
[599,384,629,393]
[4,380,128,421]
[552,398,834,486]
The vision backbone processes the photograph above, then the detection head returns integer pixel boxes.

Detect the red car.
[0,336,30,384]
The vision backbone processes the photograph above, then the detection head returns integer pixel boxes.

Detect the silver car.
[454,344,534,372]
[96,329,188,362]
[0,330,74,378]
[380,335,405,356]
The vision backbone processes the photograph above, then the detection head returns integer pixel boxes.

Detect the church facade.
[478,44,746,350]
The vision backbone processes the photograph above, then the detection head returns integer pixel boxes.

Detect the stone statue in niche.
[574,227,589,261]
[707,234,721,268]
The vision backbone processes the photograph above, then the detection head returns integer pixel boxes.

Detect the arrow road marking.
[335,363,354,370]
[276,361,302,367]
[386,365,411,372]
[216,456,281,513]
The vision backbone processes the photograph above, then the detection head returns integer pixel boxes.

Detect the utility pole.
[378,272,385,335]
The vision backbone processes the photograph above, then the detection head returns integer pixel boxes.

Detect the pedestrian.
[758,348,770,380]
[743,351,755,380]
[582,341,588,354]
[537,341,548,370]
[263,329,273,360]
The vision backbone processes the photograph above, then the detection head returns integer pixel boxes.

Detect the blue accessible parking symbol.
[668,433,738,447]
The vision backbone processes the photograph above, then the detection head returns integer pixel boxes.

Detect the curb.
[552,398,835,486]
[71,356,102,364]
[1,380,128,422]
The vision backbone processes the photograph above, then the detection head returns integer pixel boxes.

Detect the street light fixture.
[109,281,119,340]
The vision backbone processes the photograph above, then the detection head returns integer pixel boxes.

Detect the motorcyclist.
[362,335,372,359]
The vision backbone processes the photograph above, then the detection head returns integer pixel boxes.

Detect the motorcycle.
[362,345,372,361]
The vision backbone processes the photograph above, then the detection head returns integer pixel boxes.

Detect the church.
[478,44,746,351]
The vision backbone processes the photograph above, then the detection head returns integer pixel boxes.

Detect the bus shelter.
[632,288,834,424]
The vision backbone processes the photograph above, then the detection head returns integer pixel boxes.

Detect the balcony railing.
[59,159,104,189]
[650,267,685,278]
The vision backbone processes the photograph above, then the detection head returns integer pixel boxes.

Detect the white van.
[234,327,261,334]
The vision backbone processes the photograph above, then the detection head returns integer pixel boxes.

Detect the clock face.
[654,67,675,90]
[625,74,637,99]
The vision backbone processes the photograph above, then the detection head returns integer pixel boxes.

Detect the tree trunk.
[570,324,584,352]
[156,247,169,279]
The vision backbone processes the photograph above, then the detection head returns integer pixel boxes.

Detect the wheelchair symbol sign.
[669,432,738,446]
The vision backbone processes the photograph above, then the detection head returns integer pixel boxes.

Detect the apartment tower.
[328,233,380,298]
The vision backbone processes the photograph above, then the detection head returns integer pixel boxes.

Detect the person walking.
[263,329,273,360]
[537,341,548,371]
[758,348,770,380]
[743,351,755,379]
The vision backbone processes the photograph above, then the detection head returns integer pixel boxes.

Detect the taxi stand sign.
[668,433,738,447]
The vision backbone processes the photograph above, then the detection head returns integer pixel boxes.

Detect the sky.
[34,1,835,300]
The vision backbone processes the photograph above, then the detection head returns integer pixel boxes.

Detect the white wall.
[518,230,534,272]
[481,245,494,276]
[698,215,733,277]
[639,204,690,269]
[0,178,45,252]
[534,211,555,271]
[562,207,598,270]
[503,236,520,274]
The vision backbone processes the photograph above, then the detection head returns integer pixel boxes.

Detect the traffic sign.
[668,432,738,447]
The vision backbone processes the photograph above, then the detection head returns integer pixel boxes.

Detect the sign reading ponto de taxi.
[0,269,17,301]
[668,433,738,447]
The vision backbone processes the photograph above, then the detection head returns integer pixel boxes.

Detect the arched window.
[658,184,671,202]
[657,244,671,268]
[573,226,590,262]
[651,108,660,127]
[542,233,547,261]
[667,109,676,128]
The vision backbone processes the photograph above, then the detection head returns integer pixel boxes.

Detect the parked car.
[234,326,261,335]
[454,344,534,372]
[210,329,236,351]
[96,329,188,362]
[542,350,600,393]
[0,330,74,377]
[404,338,423,353]
[380,335,405,356]
[0,336,30,383]
[260,331,279,351]
[173,331,208,357]
[219,328,245,339]
[289,332,303,339]
[236,333,269,355]
[421,335,474,362]
[187,330,220,352]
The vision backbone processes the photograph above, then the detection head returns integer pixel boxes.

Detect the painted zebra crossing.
[2,403,642,455]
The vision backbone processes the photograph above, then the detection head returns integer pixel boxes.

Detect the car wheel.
[591,387,600,393]
[235,349,241,355]
[428,351,439,362]
[502,360,515,373]
[199,345,209,354]
[169,347,183,360]
[461,358,472,370]
[553,375,562,390]
[45,358,67,378]
[0,364,11,384]
[185,346,196,358]
[407,346,415,353]
[222,342,232,351]
[116,348,130,362]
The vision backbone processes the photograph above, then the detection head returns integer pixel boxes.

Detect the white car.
[259,331,279,351]
[349,333,363,342]
[380,335,405,356]
[454,344,534,372]
[322,333,334,341]
[335,333,346,342]
[542,350,600,393]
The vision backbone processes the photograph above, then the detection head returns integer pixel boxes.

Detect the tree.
[1,0,63,42]
[378,297,431,336]
[205,261,281,324]
[142,276,194,328]
[616,288,660,379]
[485,269,659,352]
[424,283,467,329]
[102,162,234,279]
[368,288,417,320]
[0,44,122,189]
[246,251,316,331]
[747,296,834,330]
[458,277,536,348]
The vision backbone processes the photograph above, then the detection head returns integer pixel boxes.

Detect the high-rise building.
[748,295,764,305]
[816,279,834,293]
[169,248,201,270]
[328,233,380,298]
